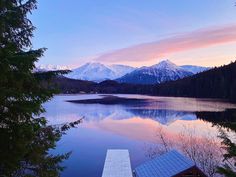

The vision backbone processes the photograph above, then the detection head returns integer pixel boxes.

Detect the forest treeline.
[155,61,236,101]
[50,61,236,102]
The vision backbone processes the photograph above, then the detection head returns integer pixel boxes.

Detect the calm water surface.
[43,94,236,177]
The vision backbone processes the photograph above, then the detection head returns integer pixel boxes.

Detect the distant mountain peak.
[152,59,178,69]
[47,60,210,84]
[116,60,194,84]
[65,62,135,82]
[35,64,71,72]
[181,65,210,74]
[83,62,107,68]
[159,59,172,63]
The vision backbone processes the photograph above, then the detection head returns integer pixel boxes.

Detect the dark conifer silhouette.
[0,1,80,176]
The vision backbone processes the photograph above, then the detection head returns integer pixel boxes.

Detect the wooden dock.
[102,149,133,177]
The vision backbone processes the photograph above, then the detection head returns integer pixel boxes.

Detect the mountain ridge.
[65,62,136,82]
[50,60,236,102]
[38,60,209,84]
[116,60,194,84]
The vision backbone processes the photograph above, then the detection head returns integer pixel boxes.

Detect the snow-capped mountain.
[35,64,70,72]
[180,65,210,74]
[108,64,136,78]
[116,60,194,84]
[38,60,209,84]
[65,62,135,82]
[65,63,115,82]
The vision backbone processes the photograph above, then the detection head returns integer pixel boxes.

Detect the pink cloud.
[95,24,236,63]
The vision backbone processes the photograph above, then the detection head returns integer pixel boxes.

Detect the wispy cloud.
[95,24,236,64]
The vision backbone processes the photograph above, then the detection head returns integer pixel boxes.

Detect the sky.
[31,0,236,68]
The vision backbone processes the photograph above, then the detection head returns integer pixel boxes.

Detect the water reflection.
[45,94,236,126]
[126,108,196,125]
[42,94,236,177]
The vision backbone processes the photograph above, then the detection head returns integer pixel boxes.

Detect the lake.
[43,94,236,177]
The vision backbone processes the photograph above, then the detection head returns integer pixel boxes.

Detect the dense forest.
[155,61,236,102]
[50,61,236,102]
[51,77,155,94]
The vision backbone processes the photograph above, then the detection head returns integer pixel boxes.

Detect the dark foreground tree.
[0,0,80,176]
[217,130,236,177]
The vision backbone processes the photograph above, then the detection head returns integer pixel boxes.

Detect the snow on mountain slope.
[39,60,210,84]
[116,60,193,84]
[65,63,135,82]
[34,64,70,72]
[108,64,136,78]
[180,65,210,74]
[65,63,116,82]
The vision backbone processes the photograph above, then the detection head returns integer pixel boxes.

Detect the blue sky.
[31,0,236,67]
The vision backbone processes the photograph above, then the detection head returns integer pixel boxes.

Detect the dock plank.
[102,149,133,177]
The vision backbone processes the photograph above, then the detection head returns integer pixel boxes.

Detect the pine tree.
[217,129,236,176]
[0,1,80,176]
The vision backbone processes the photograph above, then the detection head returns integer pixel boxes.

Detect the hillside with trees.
[155,61,236,102]
[52,61,236,102]
[52,77,154,94]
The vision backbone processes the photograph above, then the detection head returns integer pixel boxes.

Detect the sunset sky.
[32,0,236,68]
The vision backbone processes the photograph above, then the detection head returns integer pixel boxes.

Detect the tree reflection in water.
[145,109,236,177]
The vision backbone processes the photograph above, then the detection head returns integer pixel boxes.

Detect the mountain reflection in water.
[42,94,236,177]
